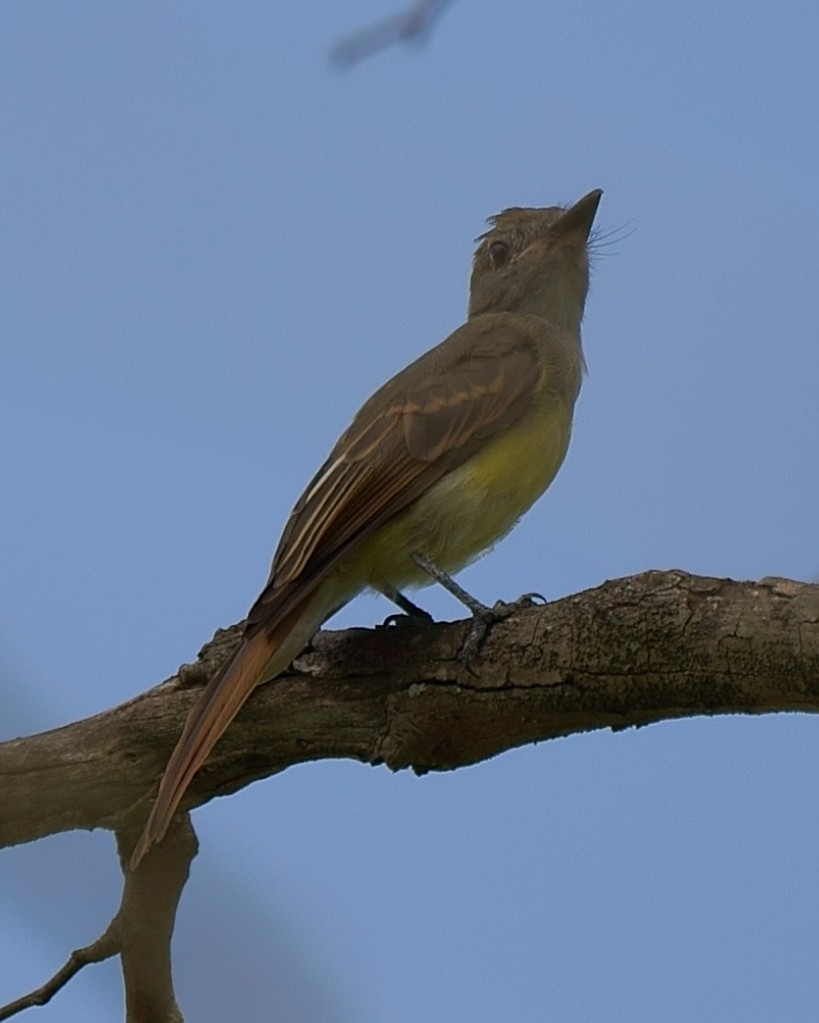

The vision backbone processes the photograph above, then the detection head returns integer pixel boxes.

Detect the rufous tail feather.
[129,606,304,869]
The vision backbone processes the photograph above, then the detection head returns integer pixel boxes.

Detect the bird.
[129,188,602,868]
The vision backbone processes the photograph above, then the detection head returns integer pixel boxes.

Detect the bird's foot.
[409,551,546,672]
[458,592,547,670]
[380,609,435,629]
[379,585,435,629]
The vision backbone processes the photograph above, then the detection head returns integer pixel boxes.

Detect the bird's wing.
[247,314,542,635]
[129,315,546,867]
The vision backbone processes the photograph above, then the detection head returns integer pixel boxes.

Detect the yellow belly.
[358,397,574,591]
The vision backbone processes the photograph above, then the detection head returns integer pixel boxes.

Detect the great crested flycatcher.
[130,188,602,868]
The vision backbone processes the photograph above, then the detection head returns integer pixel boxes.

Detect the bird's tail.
[129,598,317,869]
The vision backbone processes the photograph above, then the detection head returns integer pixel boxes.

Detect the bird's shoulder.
[353,312,562,419]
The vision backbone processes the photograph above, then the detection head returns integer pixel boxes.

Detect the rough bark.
[3,570,818,852]
[2,569,818,1020]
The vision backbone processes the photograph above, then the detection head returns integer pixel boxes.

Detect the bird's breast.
[360,397,575,590]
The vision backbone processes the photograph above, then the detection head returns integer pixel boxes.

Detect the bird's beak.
[553,189,603,240]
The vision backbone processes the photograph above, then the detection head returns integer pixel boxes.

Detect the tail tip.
[128,827,154,871]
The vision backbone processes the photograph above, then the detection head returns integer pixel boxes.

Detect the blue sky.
[1,2,818,1020]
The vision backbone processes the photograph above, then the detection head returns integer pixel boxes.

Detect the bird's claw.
[379,608,434,629]
[458,592,548,672]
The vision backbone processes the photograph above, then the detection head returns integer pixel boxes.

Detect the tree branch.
[329,0,456,68]
[2,571,818,854]
[0,932,118,1021]
[2,569,818,1019]
[0,817,195,1022]
[115,817,196,1023]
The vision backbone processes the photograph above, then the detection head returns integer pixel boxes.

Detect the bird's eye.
[488,240,510,271]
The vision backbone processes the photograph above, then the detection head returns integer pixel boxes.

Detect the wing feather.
[247,314,542,636]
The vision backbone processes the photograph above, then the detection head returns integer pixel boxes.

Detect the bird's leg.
[410,551,545,668]
[410,551,492,617]
[379,584,434,627]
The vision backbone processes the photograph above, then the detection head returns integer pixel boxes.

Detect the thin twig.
[0,930,120,1020]
[0,819,196,1021]
[329,0,456,68]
